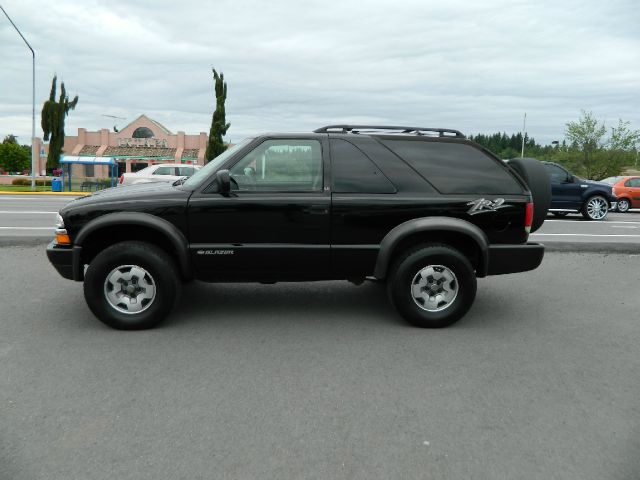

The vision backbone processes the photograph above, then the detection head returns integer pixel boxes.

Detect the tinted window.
[177,167,195,176]
[381,140,522,194]
[331,139,395,193]
[628,178,640,188]
[230,139,323,191]
[543,164,570,184]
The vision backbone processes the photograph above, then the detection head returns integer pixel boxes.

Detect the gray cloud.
[1,0,638,146]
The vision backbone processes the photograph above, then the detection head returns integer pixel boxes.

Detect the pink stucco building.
[59,114,208,178]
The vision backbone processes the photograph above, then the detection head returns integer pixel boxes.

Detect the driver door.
[187,137,331,281]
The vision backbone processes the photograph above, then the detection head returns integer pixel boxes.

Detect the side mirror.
[216,169,231,197]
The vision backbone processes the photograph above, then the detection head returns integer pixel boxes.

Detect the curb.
[0,191,89,196]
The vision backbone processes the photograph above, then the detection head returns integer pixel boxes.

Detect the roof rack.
[313,125,466,138]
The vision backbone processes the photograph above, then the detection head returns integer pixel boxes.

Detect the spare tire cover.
[507,158,551,233]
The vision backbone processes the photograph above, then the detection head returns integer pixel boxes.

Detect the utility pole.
[1,5,36,191]
[521,112,526,158]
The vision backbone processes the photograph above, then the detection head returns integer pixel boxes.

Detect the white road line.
[0,197,73,200]
[0,227,53,230]
[611,225,638,229]
[531,233,640,237]
[546,219,640,225]
[0,211,57,214]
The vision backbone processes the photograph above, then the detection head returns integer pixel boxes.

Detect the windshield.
[182,138,253,188]
[600,176,622,185]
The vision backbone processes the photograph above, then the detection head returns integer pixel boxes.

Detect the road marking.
[611,225,638,229]
[0,211,57,214]
[0,196,75,200]
[532,233,640,237]
[0,227,53,230]
[546,219,640,225]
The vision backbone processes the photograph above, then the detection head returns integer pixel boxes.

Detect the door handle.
[305,205,329,215]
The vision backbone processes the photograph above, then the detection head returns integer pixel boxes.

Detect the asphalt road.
[1,194,640,252]
[1,246,639,479]
[0,195,72,243]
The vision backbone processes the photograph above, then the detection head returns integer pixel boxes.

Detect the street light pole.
[521,112,527,158]
[1,4,36,191]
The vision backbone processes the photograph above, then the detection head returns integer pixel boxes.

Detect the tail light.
[119,174,124,184]
[524,202,534,234]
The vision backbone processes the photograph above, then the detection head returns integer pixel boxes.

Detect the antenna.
[101,114,126,132]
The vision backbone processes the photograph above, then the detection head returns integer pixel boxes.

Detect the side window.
[544,164,569,184]
[629,178,640,188]
[154,166,175,176]
[229,139,323,191]
[177,167,195,176]
[380,139,522,194]
[330,139,395,193]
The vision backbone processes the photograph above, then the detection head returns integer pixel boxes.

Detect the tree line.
[471,111,640,180]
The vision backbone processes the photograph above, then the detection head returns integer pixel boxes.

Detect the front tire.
[387,245,477,328]
[84,241,181,330]
[581,195,609,220]
[617,198,630,213]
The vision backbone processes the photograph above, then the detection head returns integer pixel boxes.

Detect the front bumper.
[486,242,544,276]
[46,241,84,281]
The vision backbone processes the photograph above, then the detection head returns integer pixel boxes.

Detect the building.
[59,114,208,178]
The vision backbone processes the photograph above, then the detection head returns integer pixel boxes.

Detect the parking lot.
[1,240,639,479]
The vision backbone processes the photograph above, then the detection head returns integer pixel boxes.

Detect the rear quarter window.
[380,139,523,195]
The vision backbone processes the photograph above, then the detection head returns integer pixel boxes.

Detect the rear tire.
[84,241,181,330]
[506,158,551,232]
[387,244,477,328]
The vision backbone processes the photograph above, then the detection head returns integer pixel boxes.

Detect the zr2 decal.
[467,198,508,215]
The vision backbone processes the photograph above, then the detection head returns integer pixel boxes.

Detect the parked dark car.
[542,161,617,220]
[47,125,551,330]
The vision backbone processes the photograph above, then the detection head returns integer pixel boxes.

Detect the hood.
[581,179,612,188]
[61,182,190,215]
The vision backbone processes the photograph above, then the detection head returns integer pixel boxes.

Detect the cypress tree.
[41,75,79,170]
[205,69,231,162]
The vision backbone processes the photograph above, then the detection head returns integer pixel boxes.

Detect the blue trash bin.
[51,177,62,192]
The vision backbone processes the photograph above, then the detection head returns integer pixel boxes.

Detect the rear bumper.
[46,241,84,281]
[486,242,544,276]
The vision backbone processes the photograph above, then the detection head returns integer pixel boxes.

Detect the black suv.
[47,125,551,330]
[542,161,617,220]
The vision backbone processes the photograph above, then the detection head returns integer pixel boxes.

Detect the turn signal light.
[524,202,534,234]
[56,233,71,245]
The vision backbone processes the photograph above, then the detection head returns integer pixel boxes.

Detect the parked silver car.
[118,163,201,186]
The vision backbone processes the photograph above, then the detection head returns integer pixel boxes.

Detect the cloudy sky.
[1,0,638,145]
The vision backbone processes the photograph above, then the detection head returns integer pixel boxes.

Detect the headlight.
[55,213,64,229]
[54,213,71,245]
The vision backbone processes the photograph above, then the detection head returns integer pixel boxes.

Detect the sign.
[117,138,168,148]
